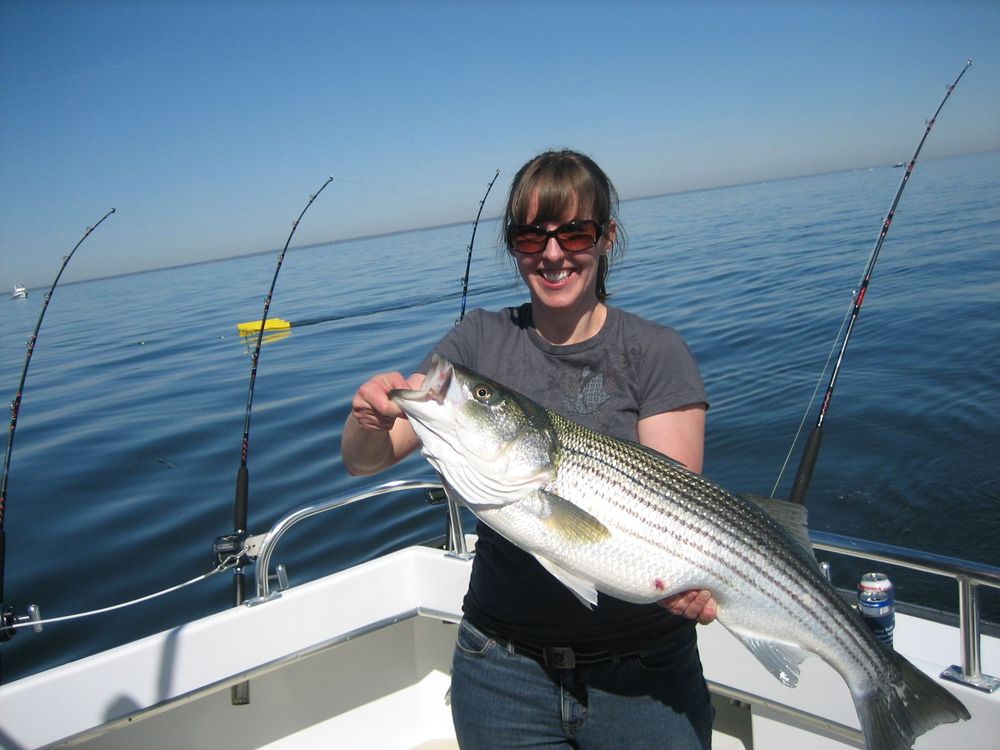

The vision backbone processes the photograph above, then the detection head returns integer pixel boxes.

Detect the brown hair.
[502,149,624,302]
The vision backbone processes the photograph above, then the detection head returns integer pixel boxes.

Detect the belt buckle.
[543,646,576,669]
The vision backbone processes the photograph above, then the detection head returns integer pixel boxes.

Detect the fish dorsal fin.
[529,490,612,544]
[727,627,810,687]
[531,553,600,610]
[740,493,815,561]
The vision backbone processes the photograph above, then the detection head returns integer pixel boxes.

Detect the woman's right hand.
[342,371,425,475]
[350,371,413,431]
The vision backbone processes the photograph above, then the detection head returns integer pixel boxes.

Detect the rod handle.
[234,465,249,533]
[788,426,823,506]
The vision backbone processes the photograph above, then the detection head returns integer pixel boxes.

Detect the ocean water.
[1,151,998,684]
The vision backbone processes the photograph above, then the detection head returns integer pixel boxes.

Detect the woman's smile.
[518,219,604,310]
[539,267,571,284]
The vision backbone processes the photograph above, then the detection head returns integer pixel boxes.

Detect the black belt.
[537,644,640,669]
[487,631,646,669]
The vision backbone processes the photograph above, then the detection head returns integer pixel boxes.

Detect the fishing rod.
[428,170,504,553]
[235,170,502,336]
[1,208,116,649]
[784,59,972,506]
[457,169,501,324]
[217,177,331,705]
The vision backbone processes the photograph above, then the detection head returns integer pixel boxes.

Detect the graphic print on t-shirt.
[561,366,610,417]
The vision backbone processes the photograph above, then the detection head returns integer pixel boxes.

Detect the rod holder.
[443,486,472,560]
[270,564,289,591]
[940,577,999,693]
[0,602,42,641]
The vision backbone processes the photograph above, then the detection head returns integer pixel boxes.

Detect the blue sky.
[1,1,998,288]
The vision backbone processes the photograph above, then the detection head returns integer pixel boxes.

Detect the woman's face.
[512,195,615,315]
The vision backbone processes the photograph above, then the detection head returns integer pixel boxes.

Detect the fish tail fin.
[855,649,969,750]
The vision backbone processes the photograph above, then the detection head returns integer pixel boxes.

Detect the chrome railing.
[248,478,456,601]
[812,530,1000,693]
[246,478,998,692]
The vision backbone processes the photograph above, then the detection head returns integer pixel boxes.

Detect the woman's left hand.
[658,589,717,625]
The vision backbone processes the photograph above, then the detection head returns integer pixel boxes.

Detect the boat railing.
[247,478,457,602]
[246,478,999,694]
[811,530,1000,693]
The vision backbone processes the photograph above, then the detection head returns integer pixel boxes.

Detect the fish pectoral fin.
[728,627,810,688]
[532,490,612,544]
[531,553,600,610]
[517,491,608,608]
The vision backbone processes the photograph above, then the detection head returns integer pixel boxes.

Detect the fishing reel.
[211,532,289,597]
[213,532,253,569]
[1,602,42,642]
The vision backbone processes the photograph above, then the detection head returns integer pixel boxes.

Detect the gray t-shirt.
[418,303,709,647]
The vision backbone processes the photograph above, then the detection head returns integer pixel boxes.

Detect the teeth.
[542,270,570,282]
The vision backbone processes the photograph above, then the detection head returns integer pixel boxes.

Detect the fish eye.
[473,384,493,401]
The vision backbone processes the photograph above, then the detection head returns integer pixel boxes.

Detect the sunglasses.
[507,219,604,254]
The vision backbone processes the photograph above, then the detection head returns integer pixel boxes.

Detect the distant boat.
[11,284,28,300]
[893,161,906,168]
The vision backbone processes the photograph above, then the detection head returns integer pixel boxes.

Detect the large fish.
[390,355,970,750]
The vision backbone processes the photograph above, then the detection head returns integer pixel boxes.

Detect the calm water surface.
[1,152,998,682]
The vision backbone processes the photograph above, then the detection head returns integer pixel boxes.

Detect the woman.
[342,150,716,749]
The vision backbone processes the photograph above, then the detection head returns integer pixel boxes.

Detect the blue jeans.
[450,619,714,749]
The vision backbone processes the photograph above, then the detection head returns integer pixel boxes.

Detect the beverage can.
[858,572,894,648]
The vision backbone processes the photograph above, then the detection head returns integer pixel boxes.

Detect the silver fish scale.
[544,411,888,691]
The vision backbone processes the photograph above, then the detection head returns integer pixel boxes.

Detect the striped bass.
[390,355,970,750]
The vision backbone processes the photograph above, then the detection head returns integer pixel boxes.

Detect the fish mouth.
[390,354,453,405]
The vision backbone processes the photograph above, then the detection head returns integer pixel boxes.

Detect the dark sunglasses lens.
[511,228,547,253]
[509,221,601,253]
[556,223,599,251]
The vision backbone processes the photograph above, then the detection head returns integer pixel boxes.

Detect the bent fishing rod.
[428,170,504,550]
[217,177,331,705]
[234,169,503,335]
[1,208,116,649]
[457,169,501,324]
[784,59,972,506]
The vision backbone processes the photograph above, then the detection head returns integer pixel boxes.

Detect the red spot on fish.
[654,578,666,592]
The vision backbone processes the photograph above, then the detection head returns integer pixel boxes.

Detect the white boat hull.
[0,538,996,749]
[0,544,472,750]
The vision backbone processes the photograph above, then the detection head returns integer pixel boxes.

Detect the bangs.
[508,154,611,226]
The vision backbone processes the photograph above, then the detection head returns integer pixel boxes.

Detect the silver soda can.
[858,572,895,648]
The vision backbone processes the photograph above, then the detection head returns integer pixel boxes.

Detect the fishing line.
[235,171,502,336]
[777,59,972,505]
[1,208,115,650]
[223,176,332,705]
[6,551,247,631]
[771,300,857,497]
[457,169,501,324]
[334,176,470,211]
[238,282,513,339]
